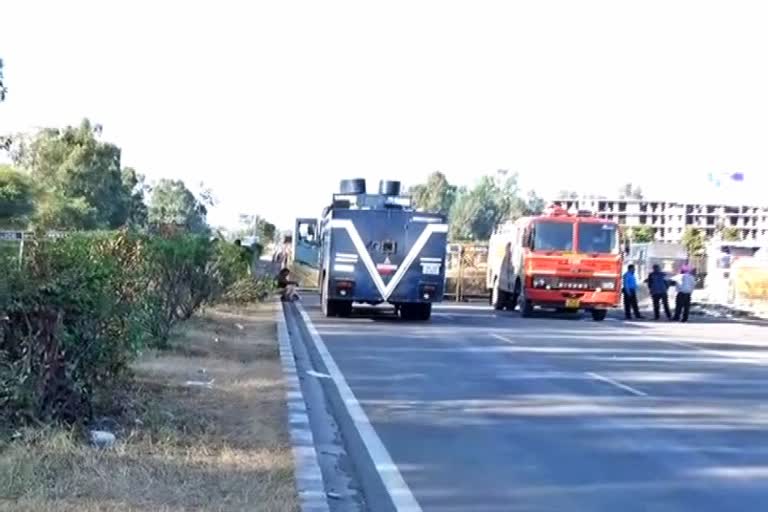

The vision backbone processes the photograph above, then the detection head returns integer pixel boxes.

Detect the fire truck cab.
[487,206,622,321]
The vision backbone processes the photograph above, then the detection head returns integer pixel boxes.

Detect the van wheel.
[591,309,607,321]
[491,282,507,311]
[508,280,521,312]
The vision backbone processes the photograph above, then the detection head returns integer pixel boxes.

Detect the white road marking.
[276,305,330,512]
[491,333,516,344]
[586,371,648,397]
[306,370,332,379]
[662,338,766,365]
[433,304,488,311]
[297,304,423,512]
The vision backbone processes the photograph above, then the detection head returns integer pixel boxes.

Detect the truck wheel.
[322,296,337,317]
[401,303,431,321]
[415,303,432,321]
[335,300,353,318]
[591,309,607,322]
[519,290,534,318]
[508,280,521,312]
[491,283,507,311]
[320,273,334,317]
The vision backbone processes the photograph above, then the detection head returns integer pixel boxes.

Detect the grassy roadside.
[0,302,298,512]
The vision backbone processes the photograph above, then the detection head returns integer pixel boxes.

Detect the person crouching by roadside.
[276,268,300,302]
[674,266,696,322]
[622,264,644,320]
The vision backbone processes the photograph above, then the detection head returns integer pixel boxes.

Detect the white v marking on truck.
[328,219,448,301]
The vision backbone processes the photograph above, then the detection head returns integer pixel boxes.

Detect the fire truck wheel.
[591,309,607,321]
[519,290,534,317]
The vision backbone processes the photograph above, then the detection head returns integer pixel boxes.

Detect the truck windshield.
[533,222,574,252]
[578,223,618,254]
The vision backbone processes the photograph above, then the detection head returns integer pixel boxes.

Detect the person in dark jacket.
[645,264,672,320]
[276,268,300,301]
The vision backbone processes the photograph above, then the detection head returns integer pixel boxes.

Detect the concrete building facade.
[552,197,768,243]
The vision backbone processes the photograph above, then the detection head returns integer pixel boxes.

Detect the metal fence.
[444,243,489,301]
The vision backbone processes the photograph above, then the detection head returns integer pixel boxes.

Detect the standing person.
[622,264,643,320]
[646,264,672,320]
[673,266,696,322]
[273,235,292,271]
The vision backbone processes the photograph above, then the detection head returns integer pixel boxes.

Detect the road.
[289,296,768,511]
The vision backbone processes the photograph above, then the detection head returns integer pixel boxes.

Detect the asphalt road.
[297,296,768,511]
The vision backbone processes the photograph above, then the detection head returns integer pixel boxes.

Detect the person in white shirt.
[673,266,697,322]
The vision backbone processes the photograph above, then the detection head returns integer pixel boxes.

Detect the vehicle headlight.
[533,277,548,288]
[601,281,616,290]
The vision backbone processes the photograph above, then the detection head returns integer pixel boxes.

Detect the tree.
[619,183,644,200]
[121,167,149,228]
[1,59,10,151]
[630,225,655,243]
[0,58,7,103]
[148,179,208,233]
[236,214,277,243]
[682,227,706,257]
[526,191,546,215]
[11,119,145,230]
[409,171,457,216]
[720,226,742,242]
[449,171,523,240]
[0,165,35,227]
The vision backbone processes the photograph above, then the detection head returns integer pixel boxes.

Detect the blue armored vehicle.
[314,178,448,320]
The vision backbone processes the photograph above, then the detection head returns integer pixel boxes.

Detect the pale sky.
[2,0,767,230]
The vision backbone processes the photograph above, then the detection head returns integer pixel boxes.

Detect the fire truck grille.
[531,275,615,291]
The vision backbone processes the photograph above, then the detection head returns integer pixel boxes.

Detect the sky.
[2,0,768,230]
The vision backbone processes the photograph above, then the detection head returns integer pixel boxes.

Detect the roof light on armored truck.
[378,180,401,196]
[340,178,366,194]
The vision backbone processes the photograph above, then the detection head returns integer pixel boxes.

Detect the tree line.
[408,170,545,241]
[0,119,217,234]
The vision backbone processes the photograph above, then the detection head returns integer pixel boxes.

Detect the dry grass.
[0,303,298,512]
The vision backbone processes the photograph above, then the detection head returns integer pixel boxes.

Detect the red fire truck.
[486,206,622,321]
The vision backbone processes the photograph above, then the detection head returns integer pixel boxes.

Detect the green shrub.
[0,231,268,426]
[141,234,213,345]
[0,231,150,423]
